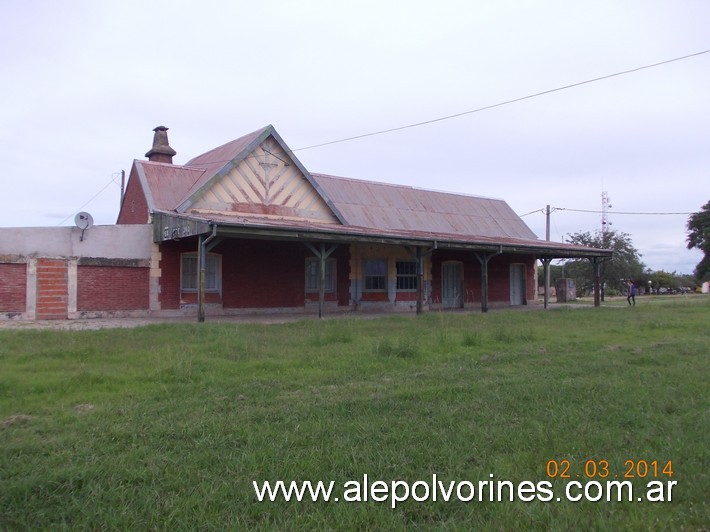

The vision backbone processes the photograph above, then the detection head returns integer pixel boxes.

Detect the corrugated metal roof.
[311,173,539,241]
[136,161,205,211]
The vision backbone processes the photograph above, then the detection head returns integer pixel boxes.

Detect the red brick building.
[116,125,609,320]
[0,125,611,321]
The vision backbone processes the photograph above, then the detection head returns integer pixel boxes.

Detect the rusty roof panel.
[137,161,205,211]
[311,174,538,241]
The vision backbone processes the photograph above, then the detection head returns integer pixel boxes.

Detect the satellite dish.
[74,212,94,241]
[75,212,94,230]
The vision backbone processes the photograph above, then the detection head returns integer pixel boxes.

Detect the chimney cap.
[145,125,176,161]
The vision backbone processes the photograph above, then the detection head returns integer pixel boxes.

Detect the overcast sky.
[1,0,707,274]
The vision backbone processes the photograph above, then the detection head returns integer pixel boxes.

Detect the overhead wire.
[553,207,694,215]
[61,49,709,221]
[293,50,710,152]
[186,49,710,168]
[56,173,123,226]
[519,205,695,245]
[519,208,545,217]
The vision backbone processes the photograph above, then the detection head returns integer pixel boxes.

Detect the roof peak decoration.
[183,130,341,224]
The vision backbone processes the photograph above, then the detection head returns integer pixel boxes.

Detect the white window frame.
[181,253,221,293]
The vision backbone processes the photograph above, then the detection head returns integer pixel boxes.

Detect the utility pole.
[543,205,551,309]
[120,170,126,208]
[600,191,611,302]
[601,191,611,238]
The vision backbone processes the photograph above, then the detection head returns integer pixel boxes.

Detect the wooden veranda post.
[416,246,423,315]
[304,243,337,319]
[318,244,326,319]
[541,256,552,309]
[592,257,601,308]
[197,234,206,322]
[474,249,501,313]
[480,256,489,313]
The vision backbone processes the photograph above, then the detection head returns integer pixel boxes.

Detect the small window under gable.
[181,253,221,292]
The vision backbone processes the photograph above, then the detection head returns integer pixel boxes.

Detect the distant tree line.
[539,227,702,298]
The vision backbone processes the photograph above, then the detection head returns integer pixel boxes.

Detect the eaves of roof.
[153,210,612,259]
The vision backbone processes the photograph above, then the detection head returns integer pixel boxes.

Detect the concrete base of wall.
[1,299,542,322]
[69,310,152,320]
[0,311,28,321]
[354,301,430,313]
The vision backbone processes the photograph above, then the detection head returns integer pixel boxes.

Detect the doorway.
[510,263,526,305]
[442,262,463,308]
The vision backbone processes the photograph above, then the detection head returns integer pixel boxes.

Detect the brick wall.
[77,266,149,311]
[430,250,482,304]
[116,168,150,224]
[159,238,352,310]
[0,263,27,313]
[303,247,351,305]
[158,240,195,310]
[488,255,537,303]
[360,291,390,302]
[36,259,68,320]
[222,240,308,308]
[430,252,536,305]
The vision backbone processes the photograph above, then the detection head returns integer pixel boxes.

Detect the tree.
[562,230,645,297]
[686,200,710,281]
[651,270,678,293]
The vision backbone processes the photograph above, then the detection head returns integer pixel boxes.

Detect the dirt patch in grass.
[73,403,96,414]
[1,414,33,428]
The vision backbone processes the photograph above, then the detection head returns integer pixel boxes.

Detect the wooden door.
[442,262,463,308]
[510,263,526,306]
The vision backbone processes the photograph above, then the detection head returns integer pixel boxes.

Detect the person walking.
[627,280,636,306]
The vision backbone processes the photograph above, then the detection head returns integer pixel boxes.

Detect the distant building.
[0,125,611,320]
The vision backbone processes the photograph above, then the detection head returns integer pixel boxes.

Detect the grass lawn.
[1,297,708,530]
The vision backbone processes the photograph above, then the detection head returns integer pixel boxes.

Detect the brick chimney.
[145,125,176,163]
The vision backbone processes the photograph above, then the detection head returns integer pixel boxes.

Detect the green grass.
[1,297,708,530]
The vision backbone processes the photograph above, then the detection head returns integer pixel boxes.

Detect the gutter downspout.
[198,224,218,323]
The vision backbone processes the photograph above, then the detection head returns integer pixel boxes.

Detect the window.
[364,259,387,291]
[181,253,220,292]
[396,260,418,291]
[305,258,336,292]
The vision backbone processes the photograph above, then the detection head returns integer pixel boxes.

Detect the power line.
[519,208,545,217]
[554,207,694,215]
[521,205,693,216]
[56,173,122,226]
[188,49,710,167]
[294,50,710,152]
[63,50,710,218]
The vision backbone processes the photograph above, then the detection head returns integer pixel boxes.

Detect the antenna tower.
[601,191,612,237]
